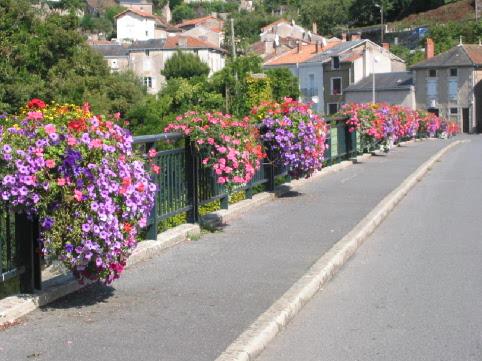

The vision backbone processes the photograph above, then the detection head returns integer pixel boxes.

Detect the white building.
[91,35,226,94]
[115,8,180,42]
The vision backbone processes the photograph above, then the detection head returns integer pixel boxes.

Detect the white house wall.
[117,13,155,41]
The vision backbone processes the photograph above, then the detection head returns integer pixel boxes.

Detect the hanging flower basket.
[0,100,157,283]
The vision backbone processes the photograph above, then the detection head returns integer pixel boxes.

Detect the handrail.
[132,132,183,145]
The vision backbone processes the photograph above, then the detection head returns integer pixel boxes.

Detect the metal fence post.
[146,189,159,240]
[264,147,275,193]
[185,137,199,223]
[16,214,41,293]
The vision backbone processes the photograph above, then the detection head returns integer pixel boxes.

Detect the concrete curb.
[0,138,434,326]
[215,140,466,361]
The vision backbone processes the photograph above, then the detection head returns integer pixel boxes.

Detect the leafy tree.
[299,0,352,35]
[161,51,210,80]
[0,0,147,115]
[266,68,300,101]
[171,3,196,23]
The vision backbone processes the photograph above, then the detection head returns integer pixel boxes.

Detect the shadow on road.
[40,283,115,311]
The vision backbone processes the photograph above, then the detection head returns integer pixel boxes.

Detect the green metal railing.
[134,116,355,240]
[0,117,355,297]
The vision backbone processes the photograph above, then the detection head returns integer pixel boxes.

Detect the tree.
[299,0,352,35]
[266,68,300,102]
[171,3,196,23]
[161,51,210,80]
[0,0,147,115]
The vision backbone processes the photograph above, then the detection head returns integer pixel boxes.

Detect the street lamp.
[372,56,380,104]
[375,3,384,43]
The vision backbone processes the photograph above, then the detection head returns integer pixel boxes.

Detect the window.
[145,50,150,56]
[328,103,339,115]
[331,78,342,95]
[111,59,118,69]
[145,31,149,37]
[429,69,437,77]
[448,78,458,100]
[143,77,153,88]
[450,68,458,77]
[309,74,315,96]
[332,56,340,69]
[450,107,458,115]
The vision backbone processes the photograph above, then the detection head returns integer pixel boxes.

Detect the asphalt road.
[258,136,482,361]
[0,139,452,361]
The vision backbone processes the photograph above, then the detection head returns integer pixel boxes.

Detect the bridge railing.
[133,116,355,240]
[1,117,354,297]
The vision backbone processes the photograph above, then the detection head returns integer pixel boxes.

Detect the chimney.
[382,42,390,51]
[296,40,300,53]
[351,32,361,41]
[425,38,435,59]
[312,22,317,35]
[315,41,319,53]
[341,32,347,42]
[178,37,188,48]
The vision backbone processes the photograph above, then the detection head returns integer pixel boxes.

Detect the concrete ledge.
[215,140,466,361]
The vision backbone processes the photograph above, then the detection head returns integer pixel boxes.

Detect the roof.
[345,72,413,92]
[178,15,222,28]
[91,43,130,57]
[264,39,341,66]
[128,35,225,52]
[261,19,289,32]
[119,0,152,4]
[411,44,482,69]
[303,40,366,64]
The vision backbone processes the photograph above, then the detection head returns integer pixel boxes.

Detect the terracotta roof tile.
[163,35,226,52]
[178,15,223,29]
[264,39,341,66]
[462,44,482,65]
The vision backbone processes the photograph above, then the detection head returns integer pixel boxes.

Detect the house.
[411,38,482,133]
[178,15,225,47]
[303,38,405,114]
[91,35,226,94]
[177,15,224,32]
[89,40,130,72]
[253,19,329,61]
[263,39,342,113]
[118,0,153,15]
[115,8,180,42]
[345,72,415,109]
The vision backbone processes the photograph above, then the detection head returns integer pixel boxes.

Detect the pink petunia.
[45,159,55,168]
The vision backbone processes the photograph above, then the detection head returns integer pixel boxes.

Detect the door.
[462,108,469,133]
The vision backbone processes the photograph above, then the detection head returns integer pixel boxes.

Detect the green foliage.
[0,0,147,115]
[162,51,211,80]
[300,0,352,35]
[266,68,300,101]
[245,75,272,110]
[172,3,196,23]
[390,44,425,67]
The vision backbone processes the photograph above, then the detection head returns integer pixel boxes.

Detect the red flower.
[27,98,46,109]
[67,119,87,132]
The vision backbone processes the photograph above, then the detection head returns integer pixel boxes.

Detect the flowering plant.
[165,111,264,187]
[0,100,156,283]
[251,98,328,179]
[340,103,459,151]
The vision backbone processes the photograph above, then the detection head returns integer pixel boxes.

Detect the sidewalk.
[0,140,452,361]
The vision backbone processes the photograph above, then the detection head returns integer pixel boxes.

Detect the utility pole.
[375,3,384,43]
[380,4,384,43]
[230,18,236,59]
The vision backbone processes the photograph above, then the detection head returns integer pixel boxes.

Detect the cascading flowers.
[252,98,328,179]
[340,103,459,151]
[0,100,157,284]
[165,111,264,187]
